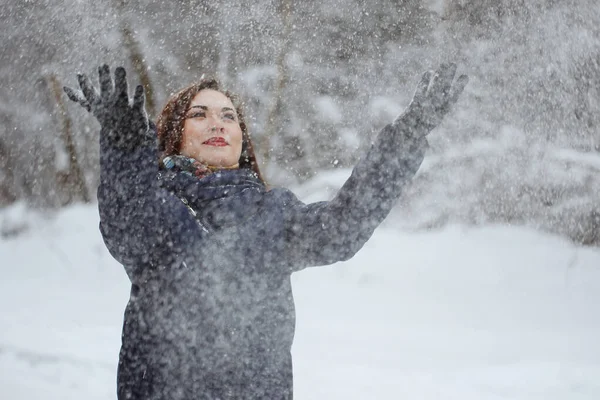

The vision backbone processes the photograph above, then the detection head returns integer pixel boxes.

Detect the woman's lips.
[202,137,228,147]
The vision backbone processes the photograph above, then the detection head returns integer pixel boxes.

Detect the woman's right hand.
[64,65,154,152]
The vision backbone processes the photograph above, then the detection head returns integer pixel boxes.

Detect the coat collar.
[159,166,266,231]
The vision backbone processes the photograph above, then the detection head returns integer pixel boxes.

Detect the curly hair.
[156,78,265,183]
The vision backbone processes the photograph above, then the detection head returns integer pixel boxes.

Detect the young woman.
[64,64,467,399]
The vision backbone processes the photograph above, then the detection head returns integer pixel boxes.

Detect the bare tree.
[573,52,600,151]
[0,136,18,207]
[114,0,158,118]
[260,0,294,165]
[47,74,91,204]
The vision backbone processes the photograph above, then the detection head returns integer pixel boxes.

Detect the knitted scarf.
[160,154,239,179]
[158,155,265,232]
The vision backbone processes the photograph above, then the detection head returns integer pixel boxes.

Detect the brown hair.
[157,78,265,184]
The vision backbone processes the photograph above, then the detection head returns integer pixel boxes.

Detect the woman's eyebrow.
[187,105,235,113]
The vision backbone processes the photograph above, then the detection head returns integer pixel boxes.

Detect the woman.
[64,64,467,399]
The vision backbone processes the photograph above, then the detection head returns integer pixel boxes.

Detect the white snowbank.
[1,203,599,399]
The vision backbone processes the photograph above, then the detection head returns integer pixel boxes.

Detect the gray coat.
[97,122,426,399]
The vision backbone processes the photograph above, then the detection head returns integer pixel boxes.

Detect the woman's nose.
[207,115,225,132]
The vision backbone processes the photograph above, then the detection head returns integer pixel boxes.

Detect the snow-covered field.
[1,202,599,399]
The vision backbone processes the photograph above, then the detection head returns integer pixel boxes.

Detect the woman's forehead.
[190,89,235,109]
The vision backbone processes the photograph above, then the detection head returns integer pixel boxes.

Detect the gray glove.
[64,64,154,151]
[394,63,468,137]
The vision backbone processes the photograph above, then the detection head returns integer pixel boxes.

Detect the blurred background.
[1,0,599,245]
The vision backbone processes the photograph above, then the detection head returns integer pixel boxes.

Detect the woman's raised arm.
[277,63,469,270]
[64,66,204,282]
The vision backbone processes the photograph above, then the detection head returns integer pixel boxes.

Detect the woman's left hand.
[394,63,469,137]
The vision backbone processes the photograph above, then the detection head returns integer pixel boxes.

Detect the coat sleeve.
[278,122,427,271]
[96,125,205,283]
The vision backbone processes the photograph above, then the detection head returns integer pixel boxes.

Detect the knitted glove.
[64,64,154,151]
[394,63,469,137]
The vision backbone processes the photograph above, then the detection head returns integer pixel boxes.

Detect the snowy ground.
[1,202,600,399]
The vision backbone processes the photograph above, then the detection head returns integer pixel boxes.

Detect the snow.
[1,202,600,399]
[315,96,343,124]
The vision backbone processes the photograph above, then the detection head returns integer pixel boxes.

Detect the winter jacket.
[97,122,426,400]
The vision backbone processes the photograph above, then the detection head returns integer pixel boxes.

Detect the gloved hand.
[394,63,469,137]
[64,64,154,151]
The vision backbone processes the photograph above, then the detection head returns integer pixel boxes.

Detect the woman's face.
[180,89,243,167]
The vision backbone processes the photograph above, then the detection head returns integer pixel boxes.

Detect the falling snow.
[1,0,600,399]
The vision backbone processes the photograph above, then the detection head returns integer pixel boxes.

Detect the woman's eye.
[223,113,236,121]
[188,112,205,119]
